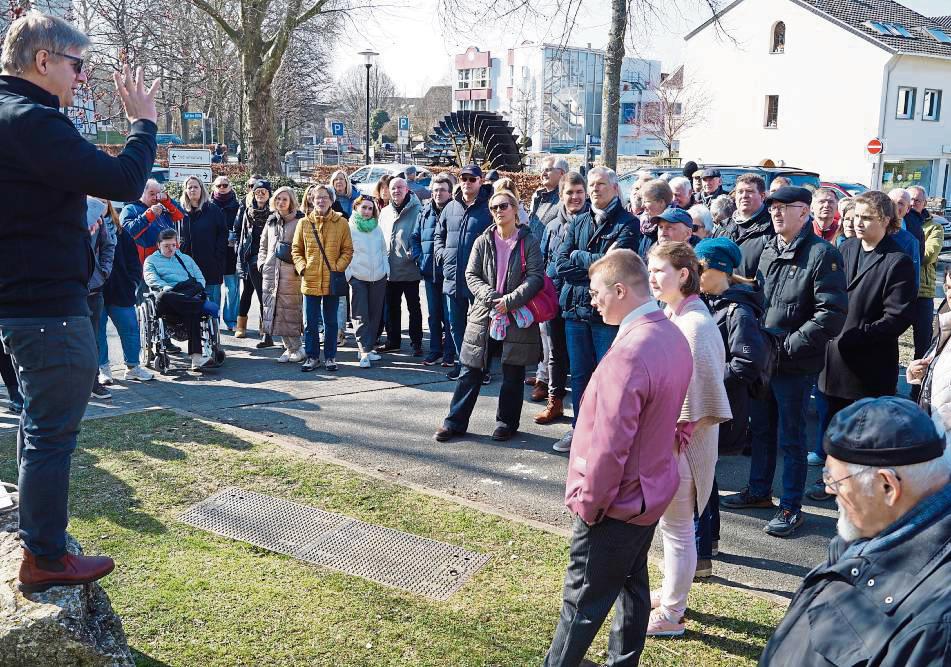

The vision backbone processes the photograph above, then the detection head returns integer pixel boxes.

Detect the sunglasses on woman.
[490,202,511,212]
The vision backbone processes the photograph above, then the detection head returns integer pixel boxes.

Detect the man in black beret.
[698,168,724,206]
[761,397,951,666]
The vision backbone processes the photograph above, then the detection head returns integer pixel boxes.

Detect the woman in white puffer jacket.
[346,196,389,367]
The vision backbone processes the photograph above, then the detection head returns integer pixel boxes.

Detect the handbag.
[309,221,349,297]
[275,240,294,264]
[171,254,207,300]
[519,239,559,323]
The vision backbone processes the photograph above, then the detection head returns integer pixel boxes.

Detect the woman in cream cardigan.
[646,241,732,637]
[346,195,389,367]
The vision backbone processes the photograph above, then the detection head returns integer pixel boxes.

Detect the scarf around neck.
[212,190,236,208]
[591,196,620,226]
[352,212,378,233]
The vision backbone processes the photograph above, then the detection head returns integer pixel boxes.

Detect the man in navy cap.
[698,168,724,206]
[761,397,951,666]
[654,208,699,247]
[722,186,847,537]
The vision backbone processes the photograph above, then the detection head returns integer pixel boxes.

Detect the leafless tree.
[508,84,537,148]
[639,70,709,158]
[329,64,398,146]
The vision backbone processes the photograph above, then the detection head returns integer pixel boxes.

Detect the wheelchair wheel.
[138,303,154,368]
[155,352,170,374]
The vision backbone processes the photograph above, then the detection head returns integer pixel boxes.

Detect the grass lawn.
[0,411,785,666]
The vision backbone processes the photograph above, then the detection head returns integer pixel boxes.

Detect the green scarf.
[352,212,378,233]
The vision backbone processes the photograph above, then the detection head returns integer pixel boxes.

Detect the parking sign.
[399,116,409,131]
[331,122,344,137]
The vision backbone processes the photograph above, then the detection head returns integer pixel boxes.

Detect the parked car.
[349,163,432,196]
[151,165,170,183]
[822,181,869,199]
[934,212,951,252]
[155,133,184,145]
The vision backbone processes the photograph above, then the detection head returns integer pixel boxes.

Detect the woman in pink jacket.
[646,242,732,637]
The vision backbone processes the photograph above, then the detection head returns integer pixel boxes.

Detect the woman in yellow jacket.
[292,184,353,372]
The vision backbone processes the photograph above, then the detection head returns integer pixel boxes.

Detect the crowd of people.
[1,12,950,667]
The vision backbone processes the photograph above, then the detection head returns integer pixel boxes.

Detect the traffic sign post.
[398,116,409,131]
[867,138,884,155]
[168,166,213,183]
[867,138,884,189]
[331,122,345,137]
[168,148,212,166]
[183,111,205,145]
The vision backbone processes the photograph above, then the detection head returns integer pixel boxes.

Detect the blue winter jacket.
[411,198,447,282]
[434,184,494,299]
[120,198,185,255]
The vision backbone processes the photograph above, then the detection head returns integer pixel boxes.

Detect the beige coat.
[667,294,733,512]
[292,210,353,296]
[258,211,303,337]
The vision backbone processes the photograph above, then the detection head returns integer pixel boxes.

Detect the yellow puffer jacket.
[292,210,353,296]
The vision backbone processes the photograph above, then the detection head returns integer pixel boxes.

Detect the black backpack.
[729,303,781,400]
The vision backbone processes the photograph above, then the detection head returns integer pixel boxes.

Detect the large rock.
[0,514,134,666]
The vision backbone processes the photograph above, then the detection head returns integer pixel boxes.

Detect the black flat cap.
[700,168,720,178]
[823,397,945,466]
[765,186,812,208]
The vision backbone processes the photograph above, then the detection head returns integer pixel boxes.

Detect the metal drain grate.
[179,487,491,600]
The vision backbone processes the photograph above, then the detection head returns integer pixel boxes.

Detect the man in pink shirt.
[545,249,692,667]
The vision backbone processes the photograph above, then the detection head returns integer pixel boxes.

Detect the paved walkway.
[9,305,849,602]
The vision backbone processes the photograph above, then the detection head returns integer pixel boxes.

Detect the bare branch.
[184,0,241,42]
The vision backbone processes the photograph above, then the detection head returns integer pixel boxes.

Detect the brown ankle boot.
[18,547,115,594]
[235,315,248,338]
[534,396,564,424]
[531,381,549,402]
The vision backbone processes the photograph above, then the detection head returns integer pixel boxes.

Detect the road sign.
[399,130,410,145]
[168,166,213,183]
[331,122,345,137]
[183,111,204,121]
[398,116,409,131]
[168,148,212,166]
[867,138,884,155]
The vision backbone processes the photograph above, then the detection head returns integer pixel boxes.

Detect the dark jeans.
[444,293,469,371]
[88,291,104,361]
[547,315,569,399]
[565,319,618,425]
[304,295,339,359]
[155,290,204,355]
[913,296,935,360]
[238,264,264,319]
[443,339,525,433]
[811,385,829,461]
[545,516,657,667]
[719,382,751,455]
[0,316,97,558]
[423,277,453,362]
[385,280,422,350]
[0,348,22,407]
[748,372,815,512]
[695,478,719,560]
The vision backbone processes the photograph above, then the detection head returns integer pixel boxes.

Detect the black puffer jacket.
[181,201,228,285]
[713,206,774,279]
[212,191,240,275]
[757,222,848,375]
[434,184,494,299]
[709,284,767,390]
[236,201,271,278]
[541,202,588,293]
[554,199,641,322]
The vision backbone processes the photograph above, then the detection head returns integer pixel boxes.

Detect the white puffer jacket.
[346,220,389,283]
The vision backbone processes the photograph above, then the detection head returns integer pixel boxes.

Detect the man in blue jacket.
[434,164,493,380]
[120,178,185,264]
[0,12,159,593]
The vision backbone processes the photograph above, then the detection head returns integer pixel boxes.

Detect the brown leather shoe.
[534,396,564,424]
[434,426,462,442]
[524,376,537,387]
[18,548,115,594]
[530,381,549,402]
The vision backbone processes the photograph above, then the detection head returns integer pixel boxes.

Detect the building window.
[771,21,785,53]
[458,99,488,112]
[764,95,779,128]
[457,69,471,89]
[896,86,916,119]
[923,89,942,121]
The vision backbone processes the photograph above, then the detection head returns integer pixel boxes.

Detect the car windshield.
[784,174,821,191]
[842,183,868,196]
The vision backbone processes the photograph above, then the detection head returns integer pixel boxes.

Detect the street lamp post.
[358,50,378,165]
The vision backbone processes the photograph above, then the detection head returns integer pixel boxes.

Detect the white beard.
[836,498,864,542]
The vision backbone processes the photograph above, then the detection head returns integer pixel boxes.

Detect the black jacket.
[709,284,767,391]
[103,228,143,309]
[819,236,916,400]
[434,184,494,299]
[760,508,951,667]
[0,76,156,317]
[181,201,229,285]
[757,223,848,375]
[713,206,774,279]
[411,198,445,282]
[699,185,725,207]
[529,187,561,229]
[903,208,928,264]
[212,191,240,275]
[541,203,588,294]
[236,201,270,278]
[554,199,641,322]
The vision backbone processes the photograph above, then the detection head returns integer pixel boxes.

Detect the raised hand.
[113,64,160,124]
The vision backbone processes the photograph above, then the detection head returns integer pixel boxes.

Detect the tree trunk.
[600,0,626,170]
[243,59,280,174]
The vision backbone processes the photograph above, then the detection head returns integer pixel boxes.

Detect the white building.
[680,0,951,199]
[452,44,669,156]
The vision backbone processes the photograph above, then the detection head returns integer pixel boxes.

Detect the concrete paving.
[22,303,851,603]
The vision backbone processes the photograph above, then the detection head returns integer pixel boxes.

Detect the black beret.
[823,397,945,466]
[765,186,812,208]
[700,168,720,178]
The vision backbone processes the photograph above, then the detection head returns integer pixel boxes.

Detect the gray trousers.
[545,516,657,667]
[349,277,387,353]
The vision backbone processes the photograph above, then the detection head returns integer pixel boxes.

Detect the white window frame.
[457,69,471,90]
[923,89,942,122]
[896,86,916,120]
[764,95,779,128]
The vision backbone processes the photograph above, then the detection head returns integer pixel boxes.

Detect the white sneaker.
[124,365,154,382]
[368,352,382,361]
[277,351,291,363]
[288,349,306,363]
[98,364,114,386]
[190,354,211,370]
[359,355,371,368]
[552,429,573,453]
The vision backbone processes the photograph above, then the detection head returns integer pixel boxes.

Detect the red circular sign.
[867,138,884,155]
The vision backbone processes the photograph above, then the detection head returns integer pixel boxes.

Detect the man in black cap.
[698,168,724,206]
[722,186,847,537]
[761,396,951,666]
[434,164,494,381]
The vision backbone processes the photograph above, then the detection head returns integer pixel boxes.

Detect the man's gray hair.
[888,187,911,203]
[688,205,714,233]
[669,176,692,194]
[587,166,618,186]
[1,12,90,76]
[542,156,569,174]
[709,194,736,223]
[844,448,951,497]
[907,185,927,198]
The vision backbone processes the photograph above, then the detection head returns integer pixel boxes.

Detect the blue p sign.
[399,117,409,131]
[331,122,344,137]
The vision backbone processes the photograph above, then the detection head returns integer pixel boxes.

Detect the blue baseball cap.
[650,208,693,227]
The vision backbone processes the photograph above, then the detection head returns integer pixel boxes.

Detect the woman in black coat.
[180,176,228,310]
[819,191,916,420]
[235,179,272,338]
[211,176,241,331]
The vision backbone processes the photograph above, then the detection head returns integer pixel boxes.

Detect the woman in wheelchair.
[144,228,218,370]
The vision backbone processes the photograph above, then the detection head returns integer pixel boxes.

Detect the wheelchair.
[137,290,225,373]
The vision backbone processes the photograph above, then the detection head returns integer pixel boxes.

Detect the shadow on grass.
[687,609,775,659]
[131,648,174,666]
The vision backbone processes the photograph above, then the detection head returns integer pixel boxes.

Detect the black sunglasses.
[51,51,84,74]
[490,202,512,212]
[460,175,479,183]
